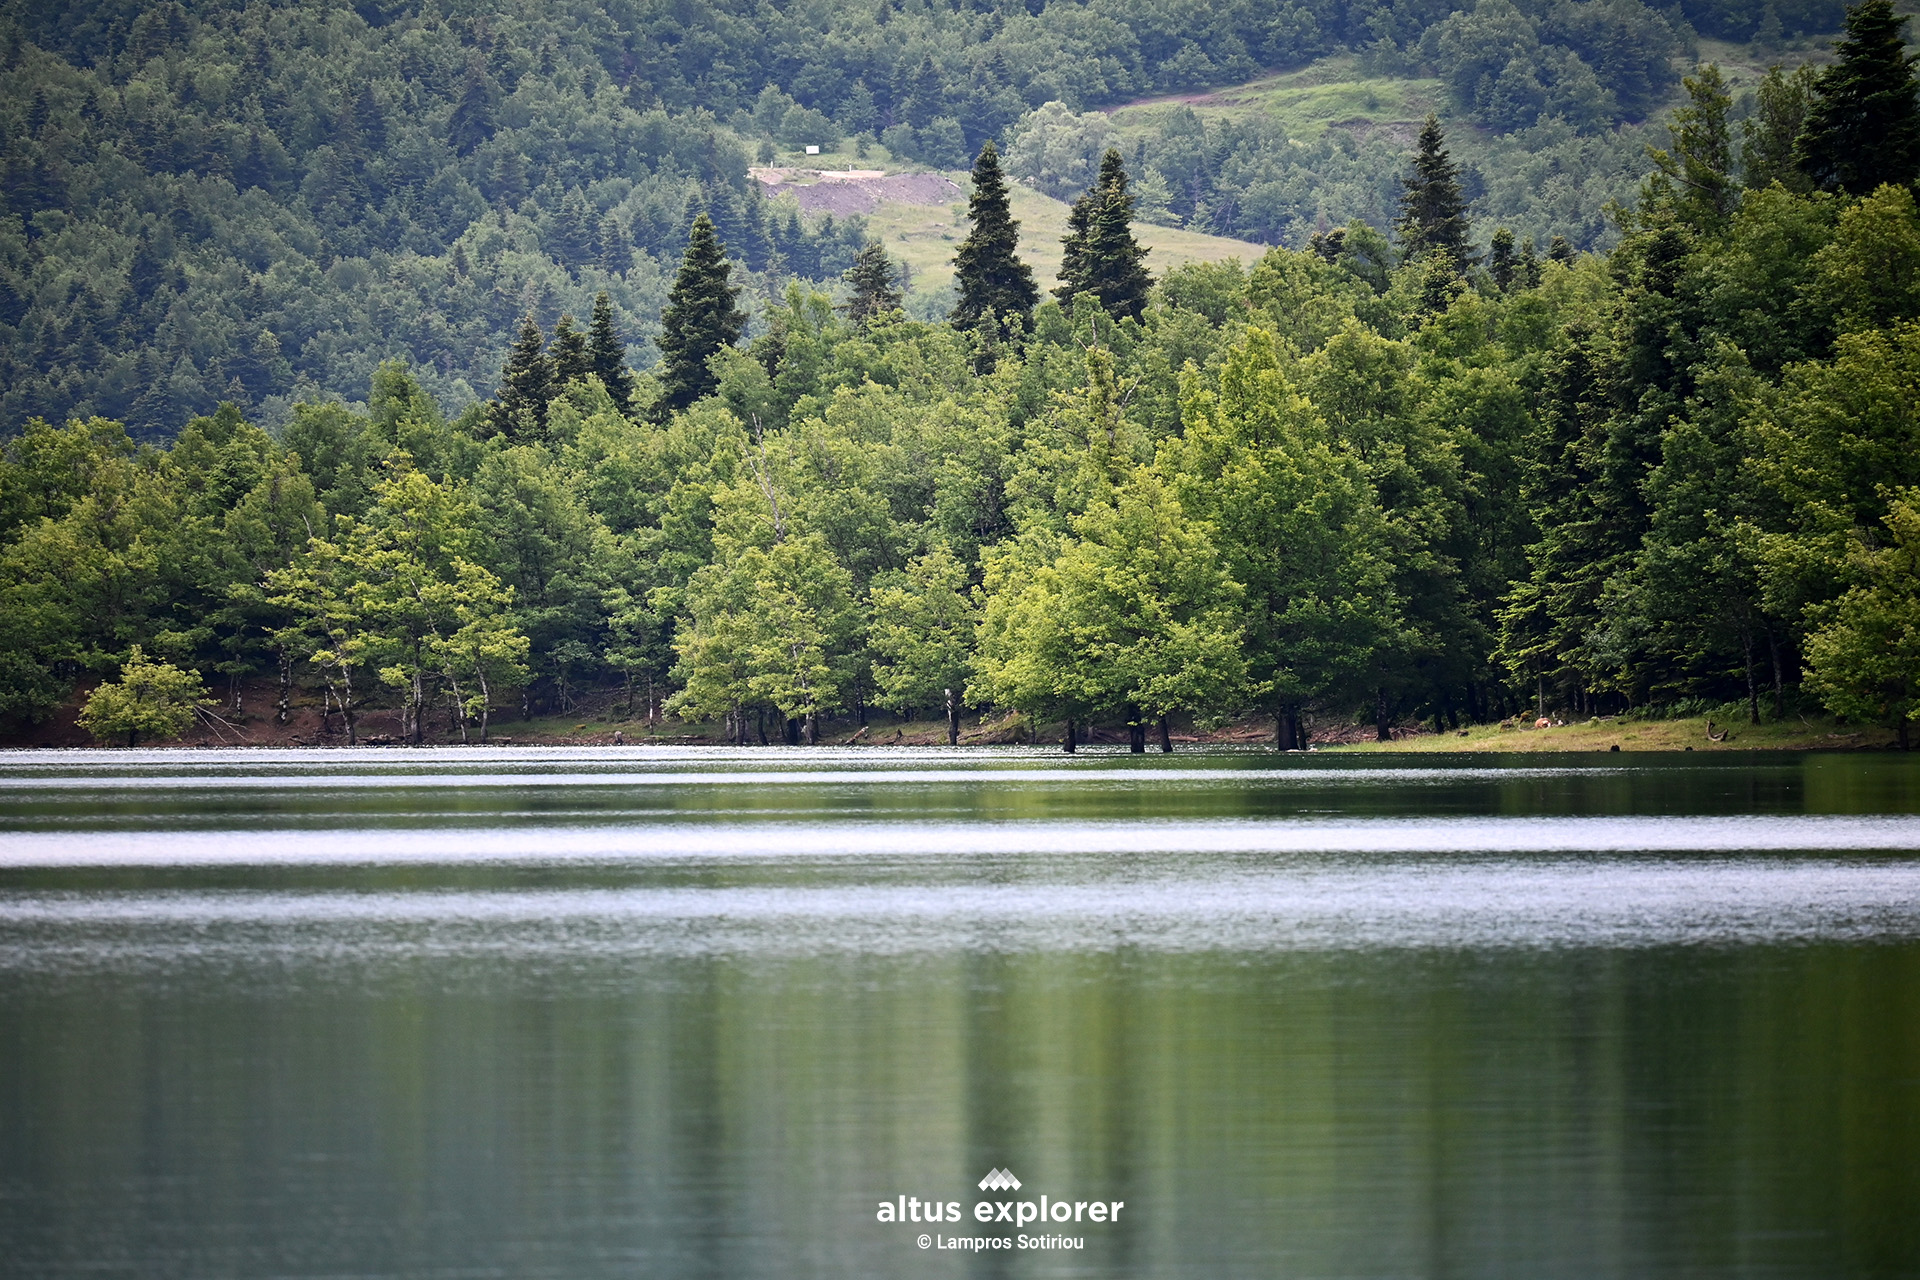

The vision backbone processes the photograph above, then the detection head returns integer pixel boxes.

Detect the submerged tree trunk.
[1063,718,1077,754]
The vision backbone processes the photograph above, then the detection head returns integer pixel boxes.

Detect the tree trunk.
[757,707,770,746]
[277,651,292,726]
[477,668,491,743]
[786,717,801,745]
[1063,718,1077,754]
[946,687,959,747]
[805,712,817,745]
[1375,688,1391,742]
[1129,711,1146,754]
[1745,635,1760,726]
[1158,715,1173,753]
[1536,674,1545,720]
[1768,629,1785,719]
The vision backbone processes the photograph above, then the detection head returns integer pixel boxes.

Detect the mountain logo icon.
[977,1168,1022,1191]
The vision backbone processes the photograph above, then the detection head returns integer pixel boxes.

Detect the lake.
[1,747,1917,1278]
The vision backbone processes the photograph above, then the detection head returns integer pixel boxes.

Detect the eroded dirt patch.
[752,168,964,217]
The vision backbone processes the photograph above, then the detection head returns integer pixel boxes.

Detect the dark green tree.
[1394,116,1473,265]
[1644,63,1736,233]
[1056,149,1153,321]
[1795,0,1920,195]
[448,64,496,155]
[656,213,745,418]
[550,313,591,387]
[951,141,1039,339]
[1744,64,1818,191]
[489,313,554,440]
[587,291,636,407]
[1488,227,1517,290]
[842,239,903,324]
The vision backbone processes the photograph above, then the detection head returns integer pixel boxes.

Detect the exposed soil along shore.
[1,679,1899,752]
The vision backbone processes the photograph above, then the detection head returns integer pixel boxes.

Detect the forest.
[4,0,1920,747]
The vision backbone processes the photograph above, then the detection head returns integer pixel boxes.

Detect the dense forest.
[0,0,1848,433]
[5,0,1920,747]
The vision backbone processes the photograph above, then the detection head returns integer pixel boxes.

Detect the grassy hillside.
[1107,54,1445,143]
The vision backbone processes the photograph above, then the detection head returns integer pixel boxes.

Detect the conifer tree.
[587,291,636,407]
[489,313,554,440]
[448,63,496,155]
[656,213,745,418]
[1644,63,1736,232]
[1394,115,1474,266]
[842,239,904,324]
[951,141,1038,339]
[1056,149,1153,321]
[549,313,591,387]
[1744,64,1818,191]
[1488,227,1517,291]
[1795,0,1920,195]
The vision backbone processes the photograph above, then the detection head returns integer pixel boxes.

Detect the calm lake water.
[1,747,1918,1278]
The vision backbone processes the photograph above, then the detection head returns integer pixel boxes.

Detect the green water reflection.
[0,750,1917,1279]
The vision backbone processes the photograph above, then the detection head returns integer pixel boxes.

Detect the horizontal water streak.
[2,858,1917,957]
[3,814,1920,865]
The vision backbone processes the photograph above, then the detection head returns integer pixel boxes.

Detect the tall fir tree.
[1488,227,1517,291]
[587,291,636,407]
[489,312,554,440]
[656,213,745,418]
[842,239,903,324]
[951,141,1038,339]
[1744,64,1818,191]
[1056,148,1153,321]
[549,313,591,387]
[1394,115,1474,265]
[1644,63,1736,233]
[1795,0,1920,195]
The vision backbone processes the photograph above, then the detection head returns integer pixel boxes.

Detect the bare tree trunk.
[945,688,959,746]
[1768,628,1785,719]
[1745,634,1759,726]
[1159,715,1172,753]
[805,712,817,745]
[1063,718,1077,754]
[477,668,491,743]
[1129,713,1146,754]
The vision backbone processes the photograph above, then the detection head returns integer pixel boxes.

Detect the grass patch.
[865,172,1267,297]
[1328,714,1897,754]
[1108,54,1444,140]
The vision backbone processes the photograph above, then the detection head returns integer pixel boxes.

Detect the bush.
[76,648,212,747]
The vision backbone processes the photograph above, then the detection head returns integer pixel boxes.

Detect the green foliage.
[656,215,746,418]
[1056,150,1154,322]
[1805,490,1920,739]
[1794,0,1920,195]
[842,241,904,326]
[951,142,1040,343]
[75,646,211,746]
[1395,116,1473,265]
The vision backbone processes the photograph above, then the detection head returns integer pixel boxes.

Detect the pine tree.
[550,313,591,387]
[951,141,1038,339]
[1488,227,1517,291]
[1795,0,1920,195]
[449,64,496,155]
[596,214,630,275]
[587,291,636,407]
[1056,149,1152,321]
[1394,115,1474,265]
[1744,64,1818,191]
[1548,235,1575,263]
[656,213,744,417]
[489,313,554,440]
[842,239,903,324]
[1056,193,1094,304]
[1643,63,1736,232]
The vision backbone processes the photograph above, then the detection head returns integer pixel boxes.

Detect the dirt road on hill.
[750,168,963,217]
